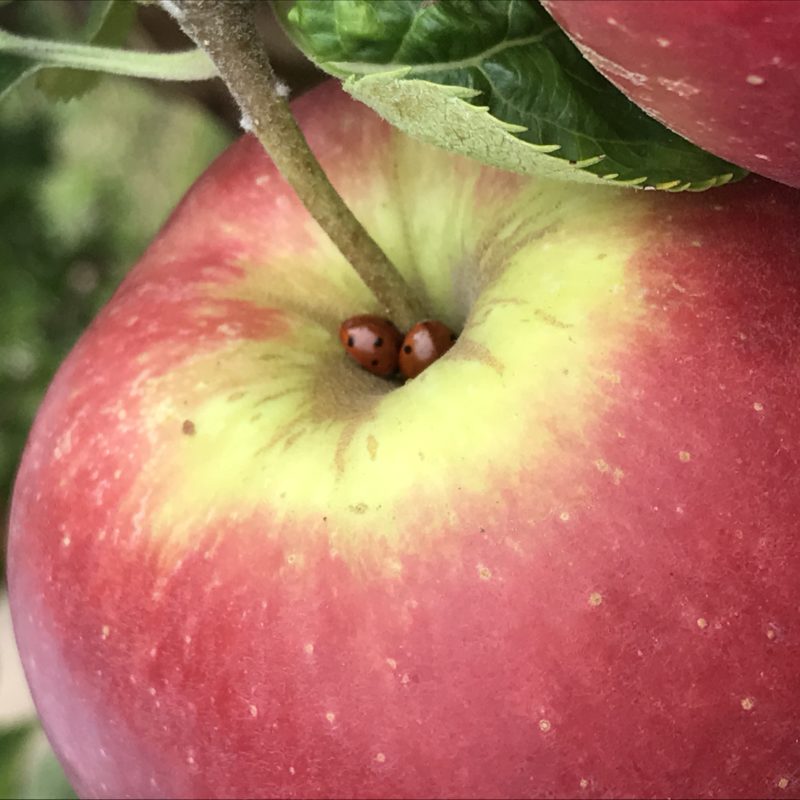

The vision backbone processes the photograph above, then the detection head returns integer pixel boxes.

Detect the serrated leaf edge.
[345,71,585,161]
[344,72,740,191]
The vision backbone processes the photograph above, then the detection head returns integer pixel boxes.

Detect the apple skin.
[542,0,800,188]
[8,81,800,799]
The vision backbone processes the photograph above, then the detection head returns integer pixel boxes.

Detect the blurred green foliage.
[1,3,232,793]
[0,76,231,794]
[0,722,76,799]
[0,56,232,554]
[35,0,138,101]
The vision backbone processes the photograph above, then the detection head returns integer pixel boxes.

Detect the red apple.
[8,81,800,798]
[543,0,800,188]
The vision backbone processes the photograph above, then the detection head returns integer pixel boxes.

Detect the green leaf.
[36,0,139,101]
[0,720,76,799]
[278,0,746,191]
[0,28,216,101]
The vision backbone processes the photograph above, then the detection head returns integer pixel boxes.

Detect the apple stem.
[162,0,426,331]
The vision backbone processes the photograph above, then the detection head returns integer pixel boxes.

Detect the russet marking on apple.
[588,592,603,608]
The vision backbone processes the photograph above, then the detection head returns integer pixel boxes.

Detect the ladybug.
[339,314,403,376]
[399,319,457,379]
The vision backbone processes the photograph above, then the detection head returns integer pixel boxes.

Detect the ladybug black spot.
[371,358,379,367]
[374,337,383,348]
[347,336,354,347]
[403,345,412,354]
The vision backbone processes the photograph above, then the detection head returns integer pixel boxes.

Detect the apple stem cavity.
[162,0,426,331]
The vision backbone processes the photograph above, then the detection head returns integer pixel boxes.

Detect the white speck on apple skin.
[746,74,766,85]
[579,778,590,789]
[216,323,239,337]
[325,711,336,724]
[574,43,648,86]
[740,697,755,711]
[101,625,110,640]
[538,719,552,733]
[385,558,403,577]
[249,704,258,718]
[303,642,315,655]
[656,37,671,47]
[477,564,492,581]
[753,402,765,412]
[766,623,780,640]
[588,592,603,608]
[696,618,708,630]
[679,451,692,462]
[656,77,700,98]
[778,777,790,789]
[375,753,386,764]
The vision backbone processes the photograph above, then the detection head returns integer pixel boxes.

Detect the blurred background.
[0,1,320,795]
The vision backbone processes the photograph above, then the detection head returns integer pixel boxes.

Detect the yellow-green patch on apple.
[8,82,800,799]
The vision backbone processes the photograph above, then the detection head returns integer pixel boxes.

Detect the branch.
[0,29,216,81]
[163,0,425,330]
